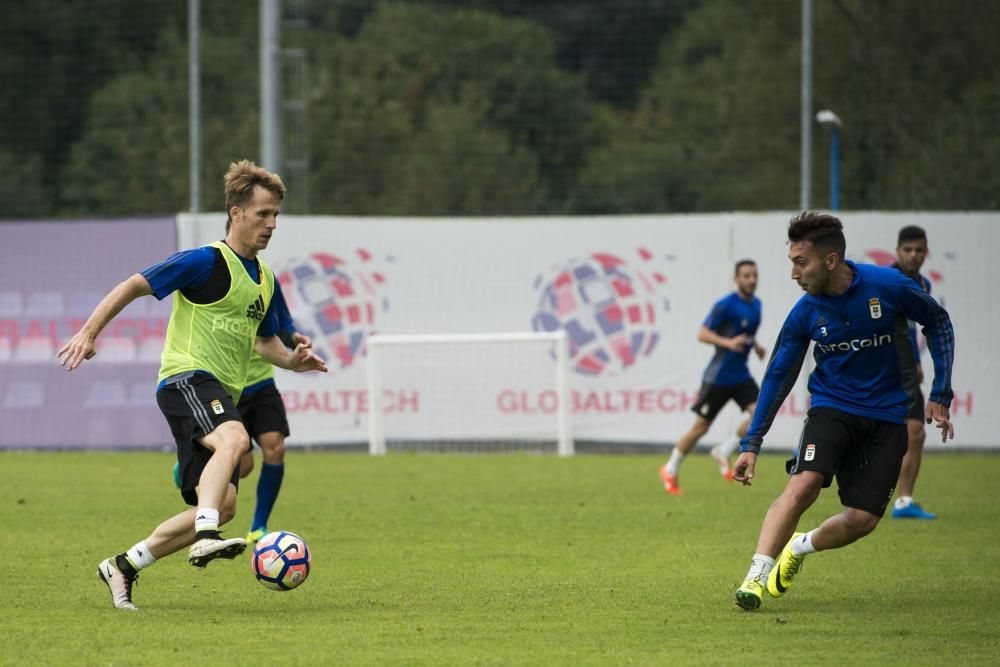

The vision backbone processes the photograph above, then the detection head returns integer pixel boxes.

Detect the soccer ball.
[251,531,312,591]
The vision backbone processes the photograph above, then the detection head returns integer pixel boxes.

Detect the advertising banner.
[0,218,176,449]
[179,212,996,450]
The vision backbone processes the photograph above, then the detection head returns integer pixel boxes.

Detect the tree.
[61,18,259,215]
[0,0,187,216]
[306,3,596,214]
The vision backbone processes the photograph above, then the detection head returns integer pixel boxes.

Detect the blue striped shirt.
[741,261,954,454]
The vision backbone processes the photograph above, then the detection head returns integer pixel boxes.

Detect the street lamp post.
[815,110,842,211]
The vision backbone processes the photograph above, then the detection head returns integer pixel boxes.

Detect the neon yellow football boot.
[768,532,806,598]
[734,574,766,611]
[246,527,268,544]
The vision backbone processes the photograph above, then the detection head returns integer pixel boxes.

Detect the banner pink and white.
[179,212,996,450]
[0,218,176,449]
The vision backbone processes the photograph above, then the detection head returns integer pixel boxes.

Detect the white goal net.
[366,331,573,455]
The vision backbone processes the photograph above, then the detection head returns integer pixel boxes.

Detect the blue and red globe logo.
[532,249,667,376]
[276,250,389,369]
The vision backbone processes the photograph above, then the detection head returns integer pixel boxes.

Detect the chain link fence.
[2,0,998,218]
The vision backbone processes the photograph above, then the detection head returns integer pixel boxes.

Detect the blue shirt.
[701,291,762,386]
[741,261,954,454]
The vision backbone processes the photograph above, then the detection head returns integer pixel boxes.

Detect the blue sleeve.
[908,326,921,364]
[702,297,728,331]
[273,280,296,333]
[140,247,216,300]
[898,282,954,406]
[908,274,931,364]
[256,283,279,338]
[269,280,299,348]
[740,305,811,454]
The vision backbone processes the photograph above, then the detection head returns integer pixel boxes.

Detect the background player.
[59,160,327,610]
[890,225,937,519]
[659,260,765,495]
[172,249,307,542]
[731,212,954,611]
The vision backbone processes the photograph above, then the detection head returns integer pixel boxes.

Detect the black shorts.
[238,383,290,443]
[691,379,760,421]
[907,387,925,421]
[786,407,908,517]
[156,374,246,506]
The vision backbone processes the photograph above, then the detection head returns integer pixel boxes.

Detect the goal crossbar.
[366,331,573,456]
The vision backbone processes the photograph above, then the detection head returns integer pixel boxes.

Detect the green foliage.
[3,451,999,664]
[61,21,259,215]
[420,0,699,108]
[0,0,187,216]
[812,0,1000,210]
[307,3,593,214]
[2,0,999,217]
[585,1,805,213]
[0,149,48,217]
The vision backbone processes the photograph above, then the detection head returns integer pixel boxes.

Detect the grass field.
[4,451,999,665]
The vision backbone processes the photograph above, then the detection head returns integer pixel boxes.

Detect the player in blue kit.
[890,225,937,519]
[233,279,307,542]
[173,278,306,543]
[660,260,765,495]
[731,212,955,611]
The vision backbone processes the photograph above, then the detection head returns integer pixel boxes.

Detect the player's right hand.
[57,331,97,371]
[732,451,757,486]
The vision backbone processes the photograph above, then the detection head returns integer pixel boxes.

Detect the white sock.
[125,541,156,571]
[195,507,220,534]
[790,530,818,557]
[720,435,741,458]
[713,435,740,468]
[746,554,775,581]
[894,496,913,510]
[666,447,685,476]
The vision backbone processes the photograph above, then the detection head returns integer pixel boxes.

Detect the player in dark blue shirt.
[732,212,955,611]
[235,279,307,543]
[660,260,765,495]
[889,225,937,519]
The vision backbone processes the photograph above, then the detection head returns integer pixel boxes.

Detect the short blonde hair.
[224,159,285,225]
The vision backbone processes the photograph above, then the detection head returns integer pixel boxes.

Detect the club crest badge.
[210,399,224,415]
[869,297,882,319]
[804,443,816,461]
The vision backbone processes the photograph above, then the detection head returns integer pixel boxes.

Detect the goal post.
[366,331,573,456]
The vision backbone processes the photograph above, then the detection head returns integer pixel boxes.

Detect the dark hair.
[787,211,846,259]
[897,225,927,246]
[734,259,756,276]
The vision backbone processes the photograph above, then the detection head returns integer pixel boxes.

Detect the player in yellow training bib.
[59,160,327,611]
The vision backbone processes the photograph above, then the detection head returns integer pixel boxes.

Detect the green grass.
[3,451,999,665]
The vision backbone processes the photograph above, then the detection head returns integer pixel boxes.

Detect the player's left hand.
[925,400,954,443]
[291,342,328,373]
[292,332,313,349]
